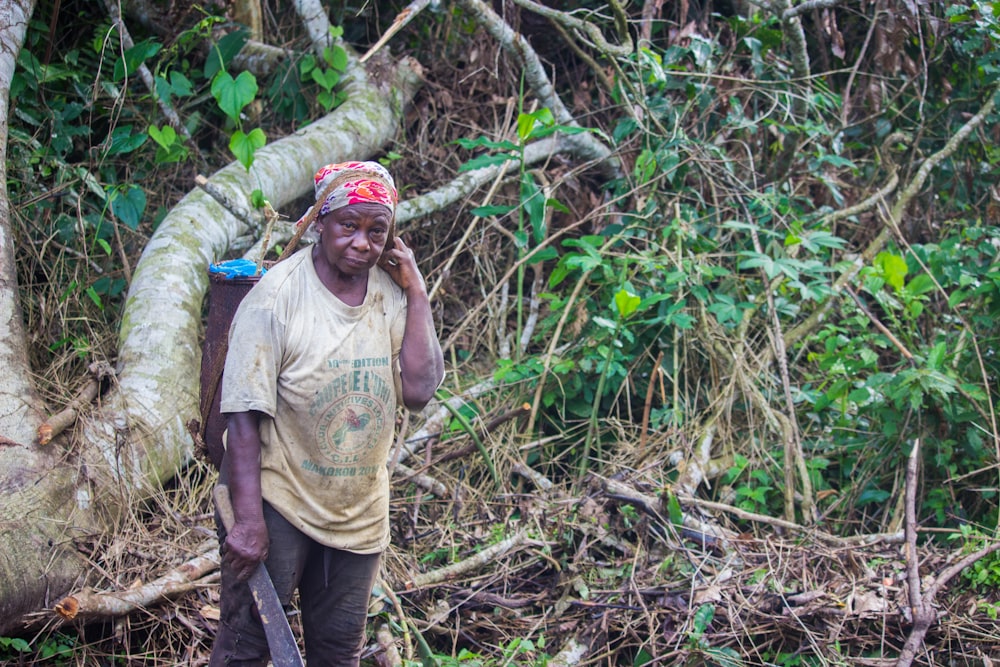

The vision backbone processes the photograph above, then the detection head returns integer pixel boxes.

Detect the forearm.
[223,411,265,524]
[398,287,444,411]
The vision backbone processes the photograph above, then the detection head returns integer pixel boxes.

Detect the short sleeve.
[220,302,284,417]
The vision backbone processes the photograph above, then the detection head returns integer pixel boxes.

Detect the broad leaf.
[230,128,267,170]
[212,71,258,124]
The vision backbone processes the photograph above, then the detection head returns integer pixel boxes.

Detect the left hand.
[378,235,426,293]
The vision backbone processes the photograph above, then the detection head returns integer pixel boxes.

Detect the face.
[314,202,392,277]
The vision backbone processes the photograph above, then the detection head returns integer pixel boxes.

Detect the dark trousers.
[209,501,382,667]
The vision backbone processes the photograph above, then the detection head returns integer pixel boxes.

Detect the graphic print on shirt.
[308,356,393,475]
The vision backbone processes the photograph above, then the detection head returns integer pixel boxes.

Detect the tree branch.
[455,0,620,179]
[785,89,998,349]
[52,540,219,622]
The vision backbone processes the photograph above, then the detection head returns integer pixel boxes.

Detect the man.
[210,161,444,666]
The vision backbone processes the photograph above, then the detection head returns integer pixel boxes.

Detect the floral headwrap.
[313,161,397,218]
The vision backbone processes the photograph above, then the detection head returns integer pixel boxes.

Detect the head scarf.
[313,161,397,218]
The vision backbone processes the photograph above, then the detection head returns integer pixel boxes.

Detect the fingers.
[225,548,265,582]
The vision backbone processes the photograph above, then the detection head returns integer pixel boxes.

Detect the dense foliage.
[5,0,1000,663]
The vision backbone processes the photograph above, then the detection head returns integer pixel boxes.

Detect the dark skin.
[221,201,445,582]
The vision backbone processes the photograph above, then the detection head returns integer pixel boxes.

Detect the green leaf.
[311,66,340,90]
[692,603,715,636]
[520,172,546,243]
[471,204,515,217]
[517,108,554,141]
[546,197,570,214]
[317,90,334,112]
[147,124,177,150]
[592,316,618,331]
[530,247,558,263]
[109,184,147,230]
[634,148,657,183]
[324,44,348,71]
[251,189,268,209]
[113,40,161,81]
[454,136,519,151]
[230,127,267,170]
[107,125,147,155]
[927,341,948,371]
[875,251,908,292]
[457,152,517,173]
[614,288,642,318]
[212,70,258,124]
[633,648,653,667]
[857,488,891,506]
[665,491,684,526]
[85,286,103,309]
[738,251,777,277]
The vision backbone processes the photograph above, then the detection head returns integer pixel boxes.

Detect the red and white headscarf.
[313,161,397,218]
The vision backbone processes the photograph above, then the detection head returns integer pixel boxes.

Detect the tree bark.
[0,49,421,633]
[0,0,88,634]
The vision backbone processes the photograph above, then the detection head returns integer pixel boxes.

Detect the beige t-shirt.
[220,249,406,553]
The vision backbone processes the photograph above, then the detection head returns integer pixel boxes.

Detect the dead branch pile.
[38,424,1000,666]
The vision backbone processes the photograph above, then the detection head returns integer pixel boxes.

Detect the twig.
[638,351,664,457]
[599,476,736,547]
[548,636,589,667]
[785,89,997,349]
[374,623,402,666]
[402,528,530,589]
[509,0,633,57]
[37,362,115,445]
[455,0,620,178]
[194,175,260,231]
[392,461,449,498]
[52,539,219,621]
[782,0,845,20]
[746,208,814,523]
[639,0,665,45]
[512,461,553,491]
[845,286,914,360]
[897,439,934,667]
[359,0,432,64]
[294,0,335,57]
[378,577,413,663]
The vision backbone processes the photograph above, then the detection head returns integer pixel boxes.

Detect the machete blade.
[247,563,304,667]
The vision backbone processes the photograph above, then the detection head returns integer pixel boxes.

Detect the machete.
[213,484,305,667]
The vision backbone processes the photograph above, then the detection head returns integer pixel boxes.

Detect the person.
[209,161,445,666]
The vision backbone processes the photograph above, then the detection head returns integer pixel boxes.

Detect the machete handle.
[213,483,237,532]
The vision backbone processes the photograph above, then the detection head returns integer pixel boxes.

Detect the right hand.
[223,518,269,582]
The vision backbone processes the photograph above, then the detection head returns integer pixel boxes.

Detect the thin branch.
[402,529,530,589]
[786,89,998,349]
[52,540,219,621]
[844,286,914,360]
[896,438,933,667]
[509,0,633,57]
[783,0,845,20]
[360,0,432,63]
[455,0,620,178]
[37,362,115,445]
